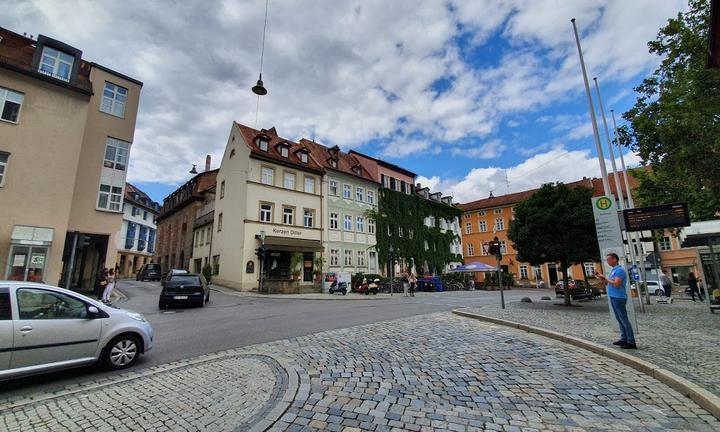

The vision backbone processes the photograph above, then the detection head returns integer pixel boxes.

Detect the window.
[258,138,269,151]
[381,174,389,188]
[304,176,315,193]
[131,206,139,217]
[478,210,486,216]
[303,209,314,228]
[104,138,130,171]
[465,223,472,234]
[367,190,375,205]
[499,240,507,254]
[494,208,503,215]
[519,265,529,279]
[98,184,122,211]
[194,231,199,248]
[584,262,596,276]
[212,255,220,275]
[38,46,74,81]
[481,244,488,255]
[357,250,365,267]
[464,214,471,220]
[283,207,294,225]
[659,236,672,251]
[220,181,225,199]
[206,227,211,245]
[368,219,376,235]
[0,153,7,187]
[533,266,541,277]
[329,159,337,168]
[495,218,505,231]
[479,220,487,232]
[356,216,364,232]
[229,148,236,158]
[329,180,338,196]
[284,172,296,190]
[344,250,353,266]
[0,87,24,123]
[17,289,88,319]
[344,215,352,231]
[330,213,338,229]
[369,252,377,271]
[330,249,339,266]
[200,228,205,245]
[260,203,272,222]
[408,228,414,239]
[280,146,289,158]
[356,187,364,202]
[100,82,128,117]
[299,152,308,163]
[143,211,148,220]
[0,289,10,320]
[343,184,352,199]
[218,213,223,231]
[261,167,274,185]
[398,226,403,237]
[467,243,475,256]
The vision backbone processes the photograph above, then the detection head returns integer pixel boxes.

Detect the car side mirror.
[87,305,100,319]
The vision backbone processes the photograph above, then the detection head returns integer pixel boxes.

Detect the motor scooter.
[356,278,379,295]
[329,279,347,295]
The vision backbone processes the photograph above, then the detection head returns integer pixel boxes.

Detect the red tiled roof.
[0,27,93,93]
[458,178,594,211]
[125,183,160,212]
[234,123,324,173]
[300,139,377,183]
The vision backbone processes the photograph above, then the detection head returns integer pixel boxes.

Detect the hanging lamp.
[252,0,270,95]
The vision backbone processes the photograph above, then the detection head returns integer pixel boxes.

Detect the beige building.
[0,27,142,295]
[212,123,325,292]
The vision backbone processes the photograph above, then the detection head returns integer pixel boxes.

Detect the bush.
[484,272,515,287]
[440,272,465,284]
[202,264,213,283]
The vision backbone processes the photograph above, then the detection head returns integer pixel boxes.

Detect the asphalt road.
[1,280,552,398]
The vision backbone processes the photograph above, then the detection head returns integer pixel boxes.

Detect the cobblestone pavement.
[2,312,718,431]
[467,297,720,396]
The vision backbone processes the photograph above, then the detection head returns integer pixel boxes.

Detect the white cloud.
[451,139,507,159]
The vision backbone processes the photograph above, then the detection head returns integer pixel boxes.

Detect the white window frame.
[368,219,375,235]
[283,207,294,225]
[367,190,375,205]
[467,243,475,256]
[329,180,338,196]
[330,213,338,230]
[343,215,352,231]
[519,265,529,279]
[494,208,503,215]
[261,167,274,185]
[304,176,315,194]
[220,180,225,199]
[343,184,352,199]
[97,184,123,212]
[659,236,672,251]
[357,250,365,267]
[303,209,314,228]
[465,223,472,234]
[495,218,505,231]
[369,251,377,271]
[258,138,269,151]
[39,46,74,81]
[104,137,130,171]
[0,87,24,123]
[478,210,486,216]
[583,262,596,276]
[218,213,223,231]
[0,153,9,187]
[479,220,487,232]
[260,203,273,223]
[280,146,289,158]
[284,172,296,190]
[299,152,308,163]
[344,249,353,266]
[356,216,364,233]
[100,82,127,118]
[356,187,364,202]
[500,240,507,254]
[330,249,339,266]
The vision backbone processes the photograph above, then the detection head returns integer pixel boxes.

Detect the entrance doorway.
[303,252,313,282]
[59,232,108,296]
[547,264,559,285]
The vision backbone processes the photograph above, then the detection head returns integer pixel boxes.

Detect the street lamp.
[189,164,198,175]
[388,245,395,296]
[252,0,270,96]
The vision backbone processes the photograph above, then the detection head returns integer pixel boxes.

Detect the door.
[0,288,12,370]
[6,246,49,282]
[11,287,101,369]
[548,264,559,285]
[303,253,313,282]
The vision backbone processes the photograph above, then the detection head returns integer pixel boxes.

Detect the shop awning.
[11,225,54,246]
[258,235,323,252]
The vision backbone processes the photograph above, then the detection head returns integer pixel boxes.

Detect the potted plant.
[313,255,325,285]
[290,252,303,281]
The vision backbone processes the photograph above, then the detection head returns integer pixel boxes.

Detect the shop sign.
[271,227,303,237]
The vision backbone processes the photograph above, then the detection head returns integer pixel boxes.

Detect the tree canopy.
[620,0,720,220]
[508,183,599,305]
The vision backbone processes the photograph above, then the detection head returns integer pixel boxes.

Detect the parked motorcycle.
[356,278,379,295]
[329,280,347,295]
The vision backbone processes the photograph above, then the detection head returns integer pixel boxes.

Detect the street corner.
[0,353,297,432]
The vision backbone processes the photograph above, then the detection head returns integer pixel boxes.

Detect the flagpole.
[595,78,645,313]
[571,18,611,196]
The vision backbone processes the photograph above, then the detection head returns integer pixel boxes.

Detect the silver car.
[0,281,153,380]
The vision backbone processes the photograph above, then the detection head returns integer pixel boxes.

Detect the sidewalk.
[467,296,720,397]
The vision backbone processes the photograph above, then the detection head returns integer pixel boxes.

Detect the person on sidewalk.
[687,272,704,301]
[660,269,672,298]
[97,268,108,300]
[102,268,116,303]
[408,273,416,297]
[596,253,637,350]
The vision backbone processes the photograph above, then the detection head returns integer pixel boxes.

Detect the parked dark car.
[161,269,188,286]
[136,263,162,281]
[556,280,599,300]
[159,274,209,309]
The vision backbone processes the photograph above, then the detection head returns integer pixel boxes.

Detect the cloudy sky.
[5,0,685,203]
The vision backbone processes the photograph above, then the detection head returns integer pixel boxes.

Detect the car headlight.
[126,311,146,322]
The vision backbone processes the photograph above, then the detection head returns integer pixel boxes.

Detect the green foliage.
[202,264,213,283]
[440,272,466,284]
[507,183,598,305]
[290,252,303,278]
[366,188,463,275]
[621,0,720,220]
[483,272,515,287]
[313,254,325,278]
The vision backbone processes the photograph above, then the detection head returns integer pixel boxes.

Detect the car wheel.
[342,290,347,295]
[655,289,664,296]
[158,301,166,310]
[103,334,141,370]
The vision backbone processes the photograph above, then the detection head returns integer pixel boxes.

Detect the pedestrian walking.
[596,253,637,350]
[660,269,672,298]
[408,273,416,297]
[97,268,108,300]
[687,272,704,301]
[102,268,116,303]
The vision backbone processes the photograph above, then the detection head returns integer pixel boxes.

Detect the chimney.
[205,155,211,172]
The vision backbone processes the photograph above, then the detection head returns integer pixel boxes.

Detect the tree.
[620,0,720,220]
[508,183,599,306]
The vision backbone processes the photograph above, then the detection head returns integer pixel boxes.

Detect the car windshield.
[167,275,201,285]
[146,264,160,271]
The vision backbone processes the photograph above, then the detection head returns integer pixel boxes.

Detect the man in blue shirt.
[596,253,637,349]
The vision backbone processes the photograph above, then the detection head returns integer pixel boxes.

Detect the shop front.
[59,232,109,297]
[4,226,54,283]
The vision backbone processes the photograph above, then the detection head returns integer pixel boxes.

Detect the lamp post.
[388,245,394,296]
[259,229,266,294]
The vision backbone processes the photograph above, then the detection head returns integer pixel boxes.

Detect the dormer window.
[352,165,361,175]
[328,158,338,168]
[280,147,289,158]
[256,137,269,151]
[299,152,308,163]
[39,46,74,82]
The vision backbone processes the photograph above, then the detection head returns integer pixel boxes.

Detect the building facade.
[0,27,142,295]
[212,124,324,292]
[191,185,215,274]
[116,183,159,278]
[155,162,217,273]
[302,141,379,276]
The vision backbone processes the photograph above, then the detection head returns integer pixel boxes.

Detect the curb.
[210,285,394,301]
[452,309,720,420]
